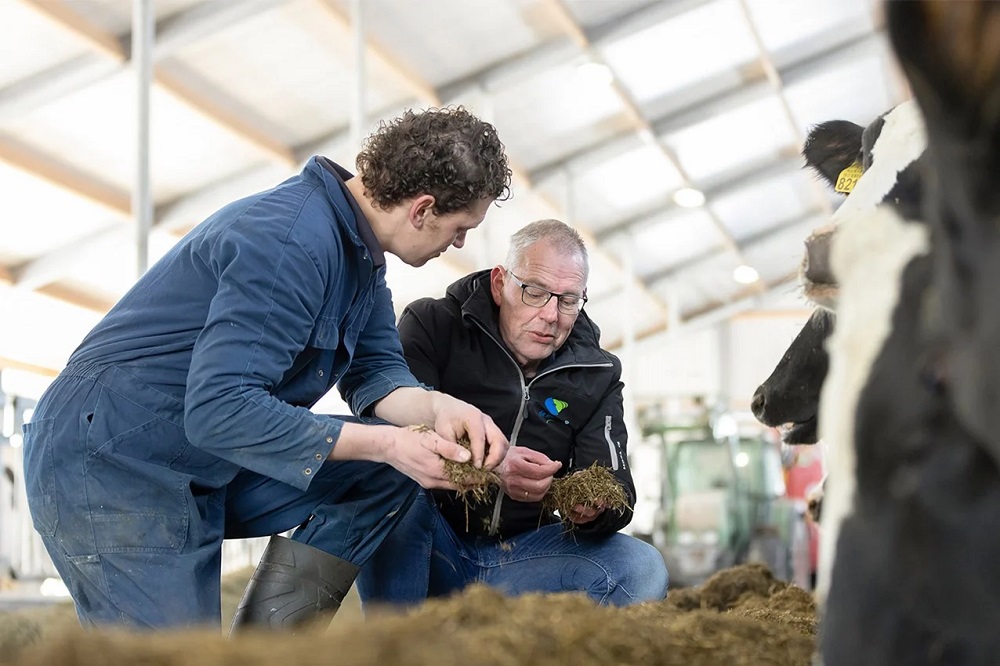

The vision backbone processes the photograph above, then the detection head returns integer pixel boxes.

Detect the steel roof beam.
[529,30,885,185]
[638,208,823,289]
[0,0,293,123]
[594,155,804,242]
[602,269,800,350]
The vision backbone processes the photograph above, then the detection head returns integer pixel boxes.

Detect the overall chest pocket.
[339,287,376,351]
[309,316,341,350]
[304,285,375,388]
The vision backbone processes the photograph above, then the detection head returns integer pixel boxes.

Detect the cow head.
[798,118,870,309]
[751,104,927,442]
[751,308,833,444]
[800,101,927,311]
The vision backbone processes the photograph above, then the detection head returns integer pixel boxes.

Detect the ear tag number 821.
[835,162,863,193]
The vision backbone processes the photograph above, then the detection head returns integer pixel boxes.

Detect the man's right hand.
[497,447,562,502]
[332,422,472,490]
[384,425,477,490]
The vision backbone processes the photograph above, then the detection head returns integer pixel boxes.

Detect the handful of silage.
[543,462,629,524]
[412,425,500,504]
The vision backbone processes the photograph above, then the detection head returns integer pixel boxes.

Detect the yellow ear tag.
[835,161,863,193]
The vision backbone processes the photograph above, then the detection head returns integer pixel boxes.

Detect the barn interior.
[0,1,930,664]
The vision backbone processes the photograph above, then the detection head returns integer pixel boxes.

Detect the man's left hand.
[432,393,509,470]
[566,503,606,525]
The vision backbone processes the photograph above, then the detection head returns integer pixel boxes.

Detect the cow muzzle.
[803,229,836,287]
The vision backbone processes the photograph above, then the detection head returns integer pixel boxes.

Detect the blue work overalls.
[21,158,420,628]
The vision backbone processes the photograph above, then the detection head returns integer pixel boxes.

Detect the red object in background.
[784,445,825,577]
[785,445,824,500]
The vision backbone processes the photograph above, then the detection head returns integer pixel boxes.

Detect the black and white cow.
[751,116,893,447]
[751,307,831,446]
[821,1,1000,663]
[752,101,927,448]
[749,95,929,604]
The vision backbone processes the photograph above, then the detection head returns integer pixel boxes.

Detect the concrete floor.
[0,578,67,614]
[0,571,364,624]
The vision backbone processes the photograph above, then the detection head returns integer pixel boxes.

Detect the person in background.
[21,106,513,631]
[357,219,668,608]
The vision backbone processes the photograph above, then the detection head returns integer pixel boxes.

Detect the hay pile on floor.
[0,565,368,659]
[2,563,817,666]
[664,563,818,639]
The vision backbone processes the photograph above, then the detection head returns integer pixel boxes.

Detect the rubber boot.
[229,535,359,634]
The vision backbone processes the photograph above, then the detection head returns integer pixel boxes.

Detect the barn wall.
[627,326,722,402]
[725,311,815,411]
[625,309,812,415]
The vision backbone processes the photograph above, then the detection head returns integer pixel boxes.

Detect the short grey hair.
[505,219,589,283]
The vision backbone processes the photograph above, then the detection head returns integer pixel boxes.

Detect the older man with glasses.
[357,218,668,609]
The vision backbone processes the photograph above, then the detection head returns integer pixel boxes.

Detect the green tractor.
[650,430,806,587]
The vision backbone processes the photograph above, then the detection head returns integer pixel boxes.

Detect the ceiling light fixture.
[733,265,760,284]
[575,61,614,87]
[672,187,706,208]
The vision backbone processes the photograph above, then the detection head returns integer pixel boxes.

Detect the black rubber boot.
[228,535,359,634]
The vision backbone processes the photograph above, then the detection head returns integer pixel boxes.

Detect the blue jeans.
[23,370,417,628]
[356,490,668,608]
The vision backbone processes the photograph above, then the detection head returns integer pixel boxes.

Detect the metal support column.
[349,0,367,156]
[621,234,639,443]
[132,0,154,277]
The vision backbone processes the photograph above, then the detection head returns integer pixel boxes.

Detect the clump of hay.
[679,562,781,612]
[663,563,818,639]
[729,584,818,638]
[542,462,629,524]
[411,425,500,504]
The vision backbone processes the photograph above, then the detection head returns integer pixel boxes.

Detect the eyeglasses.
[507,271,587,315]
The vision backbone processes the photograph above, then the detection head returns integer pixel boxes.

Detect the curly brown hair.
[355,106,512,215]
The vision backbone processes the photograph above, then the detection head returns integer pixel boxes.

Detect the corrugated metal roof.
[0,0,900,374]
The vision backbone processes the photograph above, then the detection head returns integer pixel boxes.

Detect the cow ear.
[802,120,864,189]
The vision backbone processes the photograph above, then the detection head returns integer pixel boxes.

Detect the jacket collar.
[447,269,608,368]
[306,156,386,268]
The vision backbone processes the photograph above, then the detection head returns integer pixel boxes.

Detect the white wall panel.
[726,312,812,411]
[627,326,721,403]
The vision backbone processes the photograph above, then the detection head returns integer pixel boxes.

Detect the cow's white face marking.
[814,100,929,606]
[816,207,928,605]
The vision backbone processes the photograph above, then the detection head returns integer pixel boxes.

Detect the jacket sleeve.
[568,360,637,537]
[184,212,348,491]
[395,299,446,389]
[339,269,423,417]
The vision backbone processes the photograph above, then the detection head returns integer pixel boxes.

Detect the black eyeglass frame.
[506,271,588,315]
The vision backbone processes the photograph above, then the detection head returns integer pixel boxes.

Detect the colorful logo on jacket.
[539,397,570,425]
[544,397,568,416]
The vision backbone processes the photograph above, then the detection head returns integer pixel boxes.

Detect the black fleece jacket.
[397,269,636,539]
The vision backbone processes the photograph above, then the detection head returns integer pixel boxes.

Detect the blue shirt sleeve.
[183,207,345,491]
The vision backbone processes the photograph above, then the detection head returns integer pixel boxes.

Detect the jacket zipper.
[470,319,613,535]
[604,415,620,471]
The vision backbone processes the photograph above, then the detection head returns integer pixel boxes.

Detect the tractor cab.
[650,427,808,587]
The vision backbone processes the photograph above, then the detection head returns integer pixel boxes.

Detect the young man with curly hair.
[20,107,513,631]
